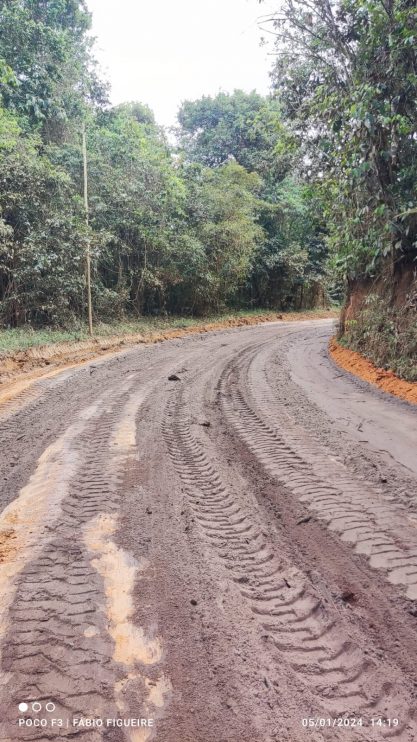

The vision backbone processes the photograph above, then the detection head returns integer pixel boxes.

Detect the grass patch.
[0,327,87,353]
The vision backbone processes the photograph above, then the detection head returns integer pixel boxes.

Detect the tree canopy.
[261,0,417,282]
[0,0,330,328]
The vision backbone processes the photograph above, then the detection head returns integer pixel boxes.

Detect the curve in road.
[1,319,417,741]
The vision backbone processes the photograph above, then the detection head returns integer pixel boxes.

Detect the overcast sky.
[86,0,276,128]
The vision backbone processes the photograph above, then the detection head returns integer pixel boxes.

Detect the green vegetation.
[262,0,417,282]
[178,92,327,309]
[259,0,417,378]
[0,1,327,330]
[341,295,417,381]
[1,0,415,380]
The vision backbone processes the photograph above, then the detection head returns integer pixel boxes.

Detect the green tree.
[0,0,106,142]
[174,160,263,313]
[263,0,417,280]
[52,104,189,316]
[0,123,86,326]
[0,2,330,330]
[250,180,327,309]
[178,89,292,179]
[178,89,328,309]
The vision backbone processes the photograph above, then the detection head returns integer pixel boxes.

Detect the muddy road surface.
[1,318,417,742]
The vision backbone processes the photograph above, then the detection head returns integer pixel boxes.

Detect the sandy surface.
[1,318,417,741]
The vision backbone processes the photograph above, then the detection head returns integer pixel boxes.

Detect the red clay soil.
[329,336,417,406]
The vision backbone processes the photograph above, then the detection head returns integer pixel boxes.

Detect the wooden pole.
[82,123,93,336]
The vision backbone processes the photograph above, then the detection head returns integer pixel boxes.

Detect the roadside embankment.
[329,337,417,406]
[339,257,417,384]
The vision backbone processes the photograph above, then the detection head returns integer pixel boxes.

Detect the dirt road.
[1,318,417,742]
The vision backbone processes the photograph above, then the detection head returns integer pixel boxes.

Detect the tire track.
[3,320,417,742]
[162,381,417,740]
[0,377,158,740]
[222,340,417,602]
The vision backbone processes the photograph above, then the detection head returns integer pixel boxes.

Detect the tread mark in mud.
[0,382,142,740]
[221,342,417,602]
[163,391,417,740]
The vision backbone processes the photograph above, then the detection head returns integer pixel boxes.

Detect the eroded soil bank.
[329,337,417,405]
[339,257,417,384]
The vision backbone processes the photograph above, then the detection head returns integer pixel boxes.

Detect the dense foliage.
[2,0,415,336]
[261,0,417,282]
[0,0,328,328]
[257,0,417,378]
[178,91,327,309]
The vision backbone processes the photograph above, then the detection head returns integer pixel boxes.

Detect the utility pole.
[82,122,93,336]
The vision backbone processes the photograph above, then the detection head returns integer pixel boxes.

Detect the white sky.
[86,0,276,128]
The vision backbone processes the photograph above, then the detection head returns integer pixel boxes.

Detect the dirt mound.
[329,337,417,405]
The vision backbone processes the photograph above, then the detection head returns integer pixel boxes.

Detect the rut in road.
[163,368,417,741]
[0,375,158,741]
[221,339,417,601]
[2,321,417,742]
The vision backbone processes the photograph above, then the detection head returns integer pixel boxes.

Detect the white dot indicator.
[18,702,28,713]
